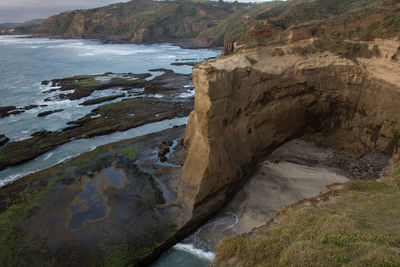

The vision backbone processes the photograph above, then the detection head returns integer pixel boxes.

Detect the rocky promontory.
[176,36,400,264]
[179,38,400,223]
[2,0,400,265]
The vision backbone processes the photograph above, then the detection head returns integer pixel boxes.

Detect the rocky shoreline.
[0,69,195,171]
[0,104,47,119]
[0,126,189,266]
[0,135,9,146]
[2,0,400,263]
[0,121,393,266]
[171,135,391,255]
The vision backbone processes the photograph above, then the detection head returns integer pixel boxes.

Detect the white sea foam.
[0,35,219,187]
[0,117,188,187]
[78,46,156,57]
[45,40,158,57]
[166,46,180,50]
[157,55,177,59]
[0,174,22,187]
[178,90,195,98]
[44,152,54,160]
[41,85,62,92]
[173,243,215,260]
[0,36,65,45]
[47,42,86,48]
[146,94,164,98]
[37,99,74,106]
[222,212,239,231]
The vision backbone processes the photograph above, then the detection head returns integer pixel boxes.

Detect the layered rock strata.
[178,38,400,224]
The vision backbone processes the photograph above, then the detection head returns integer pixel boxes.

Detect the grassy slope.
[195,2,280,46]
[213,157,400,266]
[33,0,400,46]
[220,0,400,52]
[210,2,400,265]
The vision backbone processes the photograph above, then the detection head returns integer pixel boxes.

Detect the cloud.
[0,0,131,23]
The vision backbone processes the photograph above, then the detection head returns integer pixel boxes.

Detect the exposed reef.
[42,70,193,102]
[79,94,125,106]
[37,109,64,117]
[0,135,9,147]
[0,98,192,171]
[0,126,190,266]
[0,69,194,171]
[44,72,150,101]
[0,105,47,118]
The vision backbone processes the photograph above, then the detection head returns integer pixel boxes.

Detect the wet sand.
[185,139,352,251]
[225,139,349,234]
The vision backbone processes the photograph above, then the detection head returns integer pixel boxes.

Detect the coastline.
[22,34,222,50]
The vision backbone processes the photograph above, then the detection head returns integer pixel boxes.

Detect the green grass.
[74,150,105,173]
[290,39,376,60]
[75,77,101,88]
[35,0,247,43]
[47,173,69,188]
[213,171,400,266]
[117,145,139,161]
[0,178,62,265]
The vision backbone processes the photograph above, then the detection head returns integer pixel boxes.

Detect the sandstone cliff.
[178,38,400,225]
[33,0,250,44]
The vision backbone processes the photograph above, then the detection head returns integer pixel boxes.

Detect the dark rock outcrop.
[0,98,192,171]
[0,135,9,146]
[37,109,64,117]
[79,94,125,106]
[0,105,47,119]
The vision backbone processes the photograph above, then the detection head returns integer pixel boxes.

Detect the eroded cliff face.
[33,0,241,44]
[179,38,400,223]
[35,11,217,42]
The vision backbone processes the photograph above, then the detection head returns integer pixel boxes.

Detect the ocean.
[0,35,220,266]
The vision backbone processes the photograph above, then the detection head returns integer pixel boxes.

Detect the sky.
[0,0,131,23]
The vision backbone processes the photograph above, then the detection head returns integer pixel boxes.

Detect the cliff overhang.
[178,38,400,225]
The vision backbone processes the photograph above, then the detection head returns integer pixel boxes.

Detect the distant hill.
[212,0,400,54]
[22,19,46,26]
[0,19,45,35]
[0,23,21,30]
[31,0,400,48]
[33,0,252,45]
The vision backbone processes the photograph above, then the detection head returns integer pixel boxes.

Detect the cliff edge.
[178,38,400,234]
